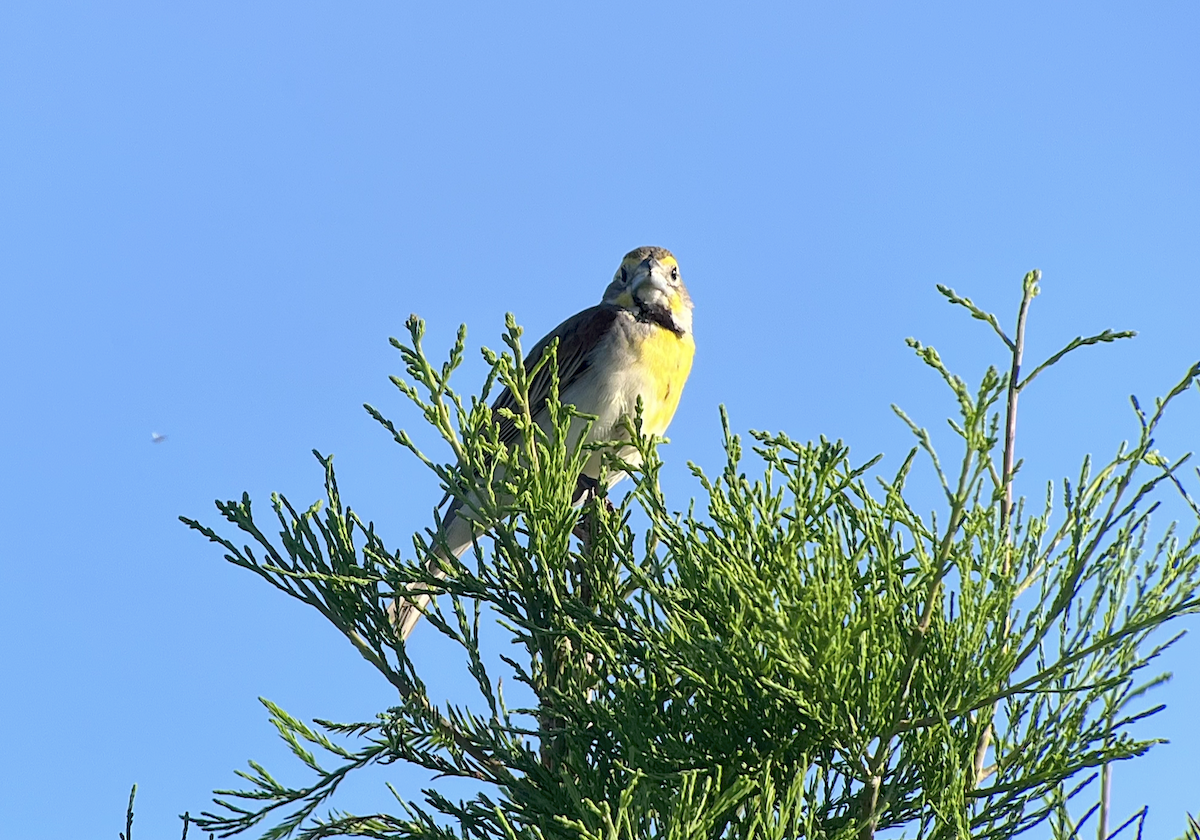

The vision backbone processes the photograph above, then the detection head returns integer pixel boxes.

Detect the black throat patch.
[636,302,684,337]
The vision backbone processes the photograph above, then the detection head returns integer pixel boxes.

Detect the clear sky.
[2,2,1198,837]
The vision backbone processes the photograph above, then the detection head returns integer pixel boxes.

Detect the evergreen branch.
[1018,329,1137,392]
[936,283,1014,350]
[186,279,1200,840]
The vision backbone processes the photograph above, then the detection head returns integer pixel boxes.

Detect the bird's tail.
[389,510,475,641]
[390,474,614,641]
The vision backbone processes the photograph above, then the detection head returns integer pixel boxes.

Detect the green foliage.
[184,274,1200,839]
[118,784,203,840]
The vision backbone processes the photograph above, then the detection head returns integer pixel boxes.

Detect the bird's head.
[602,246,693,337]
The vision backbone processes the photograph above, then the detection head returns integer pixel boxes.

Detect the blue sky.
[2,2,1198,837]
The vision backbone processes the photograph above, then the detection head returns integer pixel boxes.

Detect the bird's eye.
[671,266,680,281]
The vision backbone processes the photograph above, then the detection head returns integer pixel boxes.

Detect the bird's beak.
[630,258,673,304]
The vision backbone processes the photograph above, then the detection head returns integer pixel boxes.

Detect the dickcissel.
[393,246,695,639]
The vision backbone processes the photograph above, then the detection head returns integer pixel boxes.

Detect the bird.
[391,246,695,640]
[151,432,168,444]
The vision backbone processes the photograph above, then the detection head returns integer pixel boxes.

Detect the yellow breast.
[633,326,695,436]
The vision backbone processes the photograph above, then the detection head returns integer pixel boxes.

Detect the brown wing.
[490,304,620,447]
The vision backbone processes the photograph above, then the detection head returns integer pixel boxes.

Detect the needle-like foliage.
[184,273,1200,840]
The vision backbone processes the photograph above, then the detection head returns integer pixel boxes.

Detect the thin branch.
[1000,269,1038,543]
[1019,330,1137,392]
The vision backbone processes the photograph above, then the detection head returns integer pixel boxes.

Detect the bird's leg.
[571,476,601,609]
[566,475,610,712]
[571,475,615,582]
[540,476,610,772]
[571,474,615,537]
[571,473,606,506]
